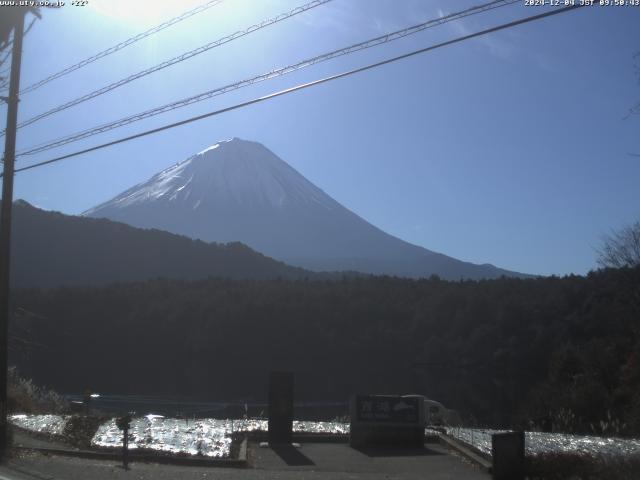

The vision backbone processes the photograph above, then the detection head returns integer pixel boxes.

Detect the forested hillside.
[11,266,640,434]
[10,200,313,287]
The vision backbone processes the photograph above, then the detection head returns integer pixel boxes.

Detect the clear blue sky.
[3,0,639,276]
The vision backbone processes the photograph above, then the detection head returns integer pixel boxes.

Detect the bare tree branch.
[597,221,640,269]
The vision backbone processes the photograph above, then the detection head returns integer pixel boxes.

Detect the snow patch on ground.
[446,427,640,458]
[91,417,349,458]
[10,414,69,436]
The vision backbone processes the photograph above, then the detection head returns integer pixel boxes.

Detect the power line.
[0,49,11,76]
[17,0,519,158]
[0,16,36,81]
[8,4,585,177]
[0,50,11,72]
[5,0,333,136]
[1,15,37,98]
[23,15,37,37]
[19,0,225,95]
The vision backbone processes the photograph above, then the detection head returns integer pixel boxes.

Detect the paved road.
[0,442,489,479]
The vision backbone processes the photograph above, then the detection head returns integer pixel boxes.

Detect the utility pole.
[0,9,25,458]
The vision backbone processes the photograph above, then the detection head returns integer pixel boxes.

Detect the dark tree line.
[9,266,640,434]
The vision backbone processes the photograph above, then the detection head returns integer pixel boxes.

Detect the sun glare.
[90,0,207,26]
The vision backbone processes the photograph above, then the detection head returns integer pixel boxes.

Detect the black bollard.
[492,431,525,480]
[268,372,294,445]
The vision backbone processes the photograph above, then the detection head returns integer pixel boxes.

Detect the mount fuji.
[84,138,527,280]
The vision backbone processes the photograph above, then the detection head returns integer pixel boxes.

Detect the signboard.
[349,394,425,448]
[354,395,420,424]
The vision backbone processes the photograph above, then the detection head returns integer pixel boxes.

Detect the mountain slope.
[85,138,528,280]
[9,200,312,288]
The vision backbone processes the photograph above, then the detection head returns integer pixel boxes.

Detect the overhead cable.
[8,4,585,176]
[6,0,333,135]
[17,0,518,157]
[19,0,226,95]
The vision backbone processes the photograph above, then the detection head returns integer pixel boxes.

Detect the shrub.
[7,367,67,414]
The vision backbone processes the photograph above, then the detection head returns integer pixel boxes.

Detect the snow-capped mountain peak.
[85,138,336,215]
[84,138,527,280]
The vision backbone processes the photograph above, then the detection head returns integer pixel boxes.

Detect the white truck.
[404,395,461,427]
